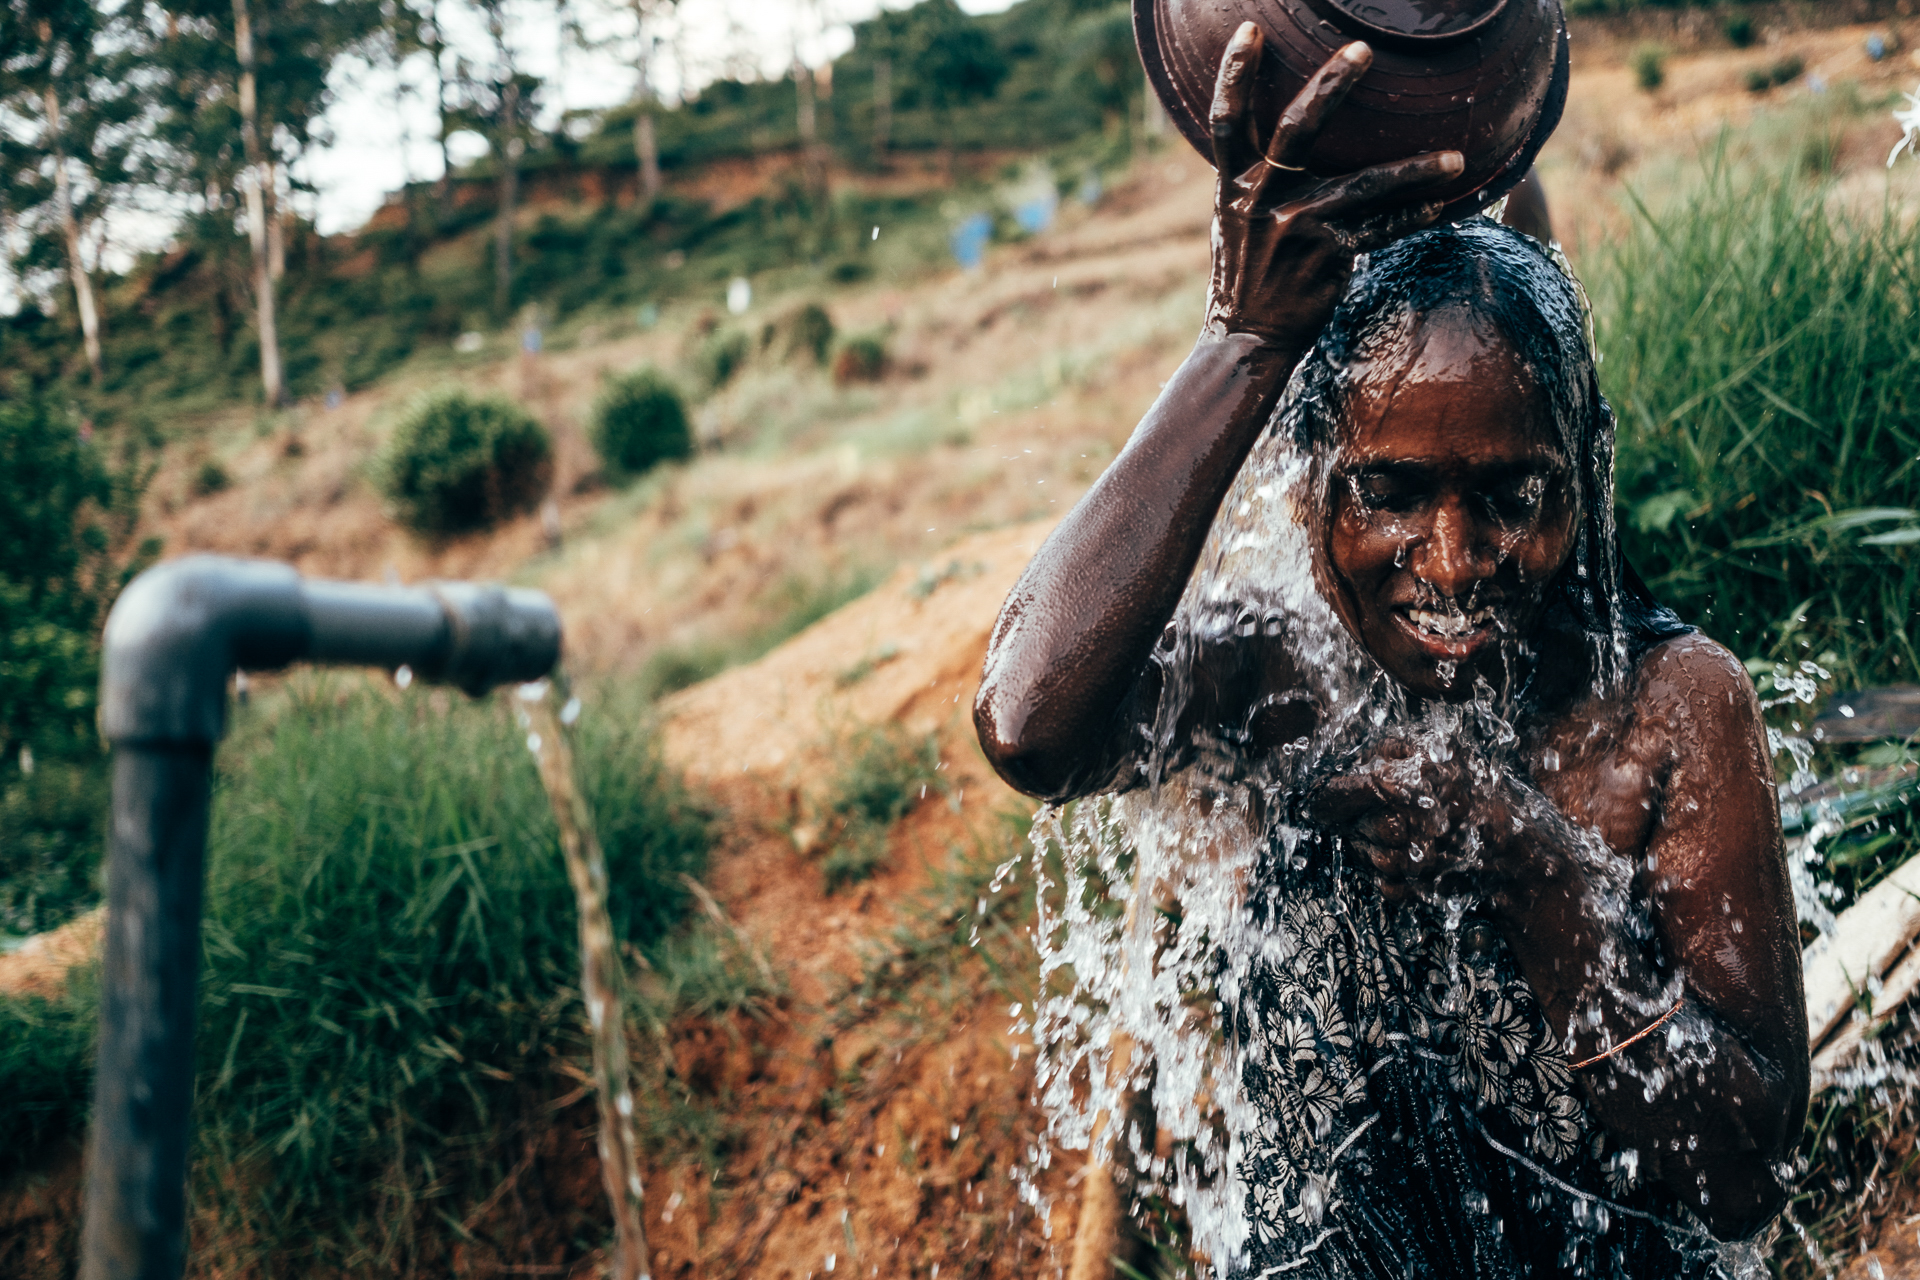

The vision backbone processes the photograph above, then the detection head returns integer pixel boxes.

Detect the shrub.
[781,303,835,365]
[832,333,889,386]
[1745,55,1804,93]
[0,397,154,939]
[694,329,751,391]
[192,457,231,496]
[380,390,552,535]
[1630,44,1666,93]
[591,367,692,482]
[819,727,942,891]
[1593,159,1920,689]
[1723,15,1754,47]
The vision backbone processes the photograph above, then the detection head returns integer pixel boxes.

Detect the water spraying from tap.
[517,676,652,1280]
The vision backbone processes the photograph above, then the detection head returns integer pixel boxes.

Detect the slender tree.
[143,0,380,403]
[454,0,537,319]
[231,0,283,403]
[628,0,663,205]
[0,0,140,383]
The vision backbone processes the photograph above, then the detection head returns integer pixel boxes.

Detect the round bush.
[832,334,888,386]
[591,369,693,482]
[784,303,835,365]
[381,391,552,535]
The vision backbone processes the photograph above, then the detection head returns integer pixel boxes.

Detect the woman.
[975,26,1807,1278]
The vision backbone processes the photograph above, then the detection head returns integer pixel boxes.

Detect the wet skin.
[973,24,1807,1246]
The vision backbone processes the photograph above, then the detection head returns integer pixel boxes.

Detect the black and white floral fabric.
[1231,835,1719,1279]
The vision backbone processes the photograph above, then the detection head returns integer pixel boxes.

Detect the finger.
[1356,840,1402,880]
[1210,23,1264,189]
[1260,42,1371,185]
[1302,151,1464,221]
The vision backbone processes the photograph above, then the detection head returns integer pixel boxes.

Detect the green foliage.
[0,394,151,763]
[591,367,692,482]
[0,395,152,939]
[693,329,751,391]
[819,727,943,892]
[1745,56,1805,94]
[380,390,552,535]
[832,332,889,385]
[192,456,231,495]
[640,569,879,699]
[0,977,97,1172]
[0,674,715,1263]
[1724,15,1755,48]
[1596,160,1920,689]
[0,756,108,937]
[1630,44,1667,93]
[858,0,1009,114]
[773,302,836,365]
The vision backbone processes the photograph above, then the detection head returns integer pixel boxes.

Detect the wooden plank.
[1803,851,1920,1050]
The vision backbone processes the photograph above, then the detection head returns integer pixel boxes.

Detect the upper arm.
[1638,637,1807,1077]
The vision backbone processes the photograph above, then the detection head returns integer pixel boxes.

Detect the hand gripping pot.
[1135,0,1569,219]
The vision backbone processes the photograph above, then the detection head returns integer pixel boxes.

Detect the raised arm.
[973,28,1464,800]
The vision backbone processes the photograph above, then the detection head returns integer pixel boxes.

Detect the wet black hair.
[1278,218,1690,682]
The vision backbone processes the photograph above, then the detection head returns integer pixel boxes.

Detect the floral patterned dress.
[1232,830,1722,1279]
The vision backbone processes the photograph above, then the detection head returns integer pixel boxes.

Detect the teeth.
[1407,607,1493,636]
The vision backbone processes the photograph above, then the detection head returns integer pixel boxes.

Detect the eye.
[1478,473,1550,522]
[1348,473,1428,515]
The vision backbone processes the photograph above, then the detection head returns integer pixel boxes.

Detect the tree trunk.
[430,0,453,213]
[630,2,661,205]
[794,58,822,199]
[266,161,286,282]
[41,84,103,383]
[493,79,519,319]
[635,111,659,204]
[232,0,285,407]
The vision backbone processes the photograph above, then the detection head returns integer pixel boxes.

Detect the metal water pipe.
[80,554,562,1280]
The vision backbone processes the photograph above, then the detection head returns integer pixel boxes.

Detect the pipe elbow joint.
[101,556,309,748]
[100,555,564,749]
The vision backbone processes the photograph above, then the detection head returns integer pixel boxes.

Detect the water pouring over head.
[1278,219,1684,703]
[976,25,1808,1275]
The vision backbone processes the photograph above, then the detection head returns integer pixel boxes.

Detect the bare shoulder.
[1631,632,1765,745]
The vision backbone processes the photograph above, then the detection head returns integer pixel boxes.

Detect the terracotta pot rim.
[1133,0,1570,223]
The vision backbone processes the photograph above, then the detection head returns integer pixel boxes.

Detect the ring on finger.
[1262,156,1307,172]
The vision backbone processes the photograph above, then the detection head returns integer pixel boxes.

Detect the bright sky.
[303,0,1019,235]
[0,0,1018,312]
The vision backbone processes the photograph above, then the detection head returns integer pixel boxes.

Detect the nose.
[1410,498,1493,599]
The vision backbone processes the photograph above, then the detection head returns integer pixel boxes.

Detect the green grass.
[1595,156,1920,693]
[640,568,881,699]
[818,727,945,892]
[0,672,755,1272]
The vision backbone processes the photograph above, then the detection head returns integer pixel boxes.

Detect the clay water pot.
[1134,0,1569,219]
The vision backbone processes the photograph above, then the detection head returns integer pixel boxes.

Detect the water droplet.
[394,664,413,689]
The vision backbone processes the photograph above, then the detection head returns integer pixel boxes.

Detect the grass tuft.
[1596,157,1920,692]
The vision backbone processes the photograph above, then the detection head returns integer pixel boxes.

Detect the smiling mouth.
[1392,605,1501,659]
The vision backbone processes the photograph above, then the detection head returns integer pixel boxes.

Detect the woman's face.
[1318,310,1582,702]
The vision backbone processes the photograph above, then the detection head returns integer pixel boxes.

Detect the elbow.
[1695,1174,1789,1243]
[972,682,1098,803]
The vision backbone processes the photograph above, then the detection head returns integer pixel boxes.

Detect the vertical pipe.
[78,746,214,1280]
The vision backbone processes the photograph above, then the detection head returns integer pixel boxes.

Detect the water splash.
[1012,400,1769,1277]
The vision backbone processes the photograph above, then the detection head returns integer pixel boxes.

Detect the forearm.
[1499,864,1797,1235]
[975,331,1300,797]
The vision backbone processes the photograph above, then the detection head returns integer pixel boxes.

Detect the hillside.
[9,13,1920,1277]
